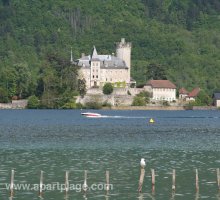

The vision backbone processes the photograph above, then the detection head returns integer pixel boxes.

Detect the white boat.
[81,112,102,118]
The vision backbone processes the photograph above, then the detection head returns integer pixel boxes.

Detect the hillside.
[1,0,220,106]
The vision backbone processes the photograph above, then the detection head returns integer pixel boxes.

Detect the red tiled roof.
[146,80,176,89]
[179,87,189,94]
[188,87,200,97]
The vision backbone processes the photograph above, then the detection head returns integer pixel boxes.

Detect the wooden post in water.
[172,169,176,191]
[195,169,199,192]
[151,169,155,193]
[39,170,43,197]
[83,170,88,194]
[65,171,69,194]
[106,171,110,193]
[217,168,220,190]
[10,169,15,197]
[138,168,145,193]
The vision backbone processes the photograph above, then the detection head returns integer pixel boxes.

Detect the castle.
[74,38,134,89]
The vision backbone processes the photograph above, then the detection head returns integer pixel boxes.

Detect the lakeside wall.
[107,106,185,110]
[104,106,218,110]
[0,100,28,109]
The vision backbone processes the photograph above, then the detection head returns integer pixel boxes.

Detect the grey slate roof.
[213,93,220,99]
[76,46,128,69]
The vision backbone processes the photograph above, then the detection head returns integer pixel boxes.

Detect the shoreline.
[103,106,218,111]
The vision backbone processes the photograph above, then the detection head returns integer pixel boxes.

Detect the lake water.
[0,110,219,200]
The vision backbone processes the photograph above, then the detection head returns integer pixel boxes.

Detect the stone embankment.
[0,100,28,109]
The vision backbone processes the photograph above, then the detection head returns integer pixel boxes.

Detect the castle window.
[96,75,98,78]
[93,75,94,78]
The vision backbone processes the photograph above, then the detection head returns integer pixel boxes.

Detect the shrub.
[27,95,40,109]
[127,90,131,95]
[136,91,150,103]
[84,101,102,109]
[161,100,170,106]
[62,98,76,109]
[103,82,113,95]
[76,103,83,109]
[132,96,146,106]
[102,101,112,108]
[184,103,193,110]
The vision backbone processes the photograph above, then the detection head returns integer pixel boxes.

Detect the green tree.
[194,90,212,106]
[132,96,146,106]
[103,82,113,95]
[146,63,167,80]
[27,95,39,109]
[136,91,151,103]
[0,87,9,103]
[78,78,86,97]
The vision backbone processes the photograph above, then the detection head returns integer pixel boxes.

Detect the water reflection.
[217,191,220,200]
[171,191,175,200]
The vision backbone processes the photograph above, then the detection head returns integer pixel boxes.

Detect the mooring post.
[83,170,88,194]
[151,169,155,193]
[217,168,220,190]
[65,171,69,194]
[195,169,199,192]
[172,169,176,191]
[39,170,43,197]
[138,168,145,193]
[106,170,110,193]
[151,169,155,186]
[10,169,15,197]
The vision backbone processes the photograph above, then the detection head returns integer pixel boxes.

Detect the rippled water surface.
[0,110,220,200]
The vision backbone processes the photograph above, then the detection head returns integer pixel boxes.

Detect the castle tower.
[116,38,131,83]
[90,46,101,87]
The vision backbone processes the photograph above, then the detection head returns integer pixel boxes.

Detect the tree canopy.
[0,0,220,105]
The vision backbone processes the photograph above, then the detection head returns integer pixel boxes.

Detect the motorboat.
[81,112,102,118]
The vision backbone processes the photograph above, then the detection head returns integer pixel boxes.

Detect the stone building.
[185,87,200,101]
[144,80,176,102]
[74,38,135,89]
[179,88,189,99]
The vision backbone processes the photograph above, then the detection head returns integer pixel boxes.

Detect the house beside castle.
[179,87,200,101]
[74,38,135,89]
[144,80,177,102]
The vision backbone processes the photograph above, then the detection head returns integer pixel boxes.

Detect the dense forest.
[0,0,220,107]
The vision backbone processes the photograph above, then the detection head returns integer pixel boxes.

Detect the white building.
[179,87,189,99]
[185,88,200,101]
[213,93,220,107]
[144,80,176,102]
[74,38,134,89]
